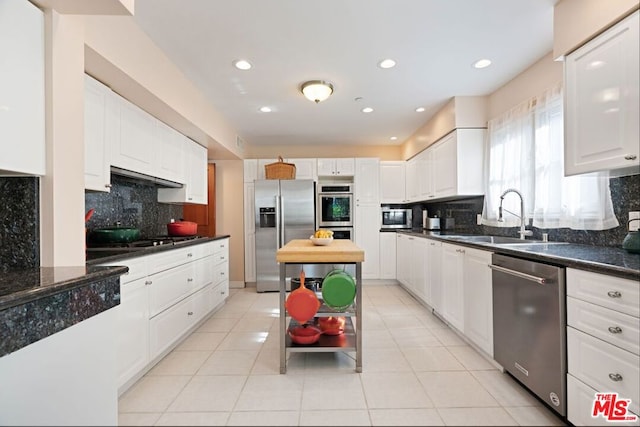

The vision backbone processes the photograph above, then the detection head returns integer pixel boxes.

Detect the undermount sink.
[443,235,567,245]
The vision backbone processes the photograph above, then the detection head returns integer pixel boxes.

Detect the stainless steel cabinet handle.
[144,280,152,285]
[187,253,193,257]
[607,291,622,298]
[489,264,546,285]
[608,326,623,334]
[105,183,112,188]
[624,154,637,160]
[187,311,194,316]
[187,278,193,282]
[609,373,623,382]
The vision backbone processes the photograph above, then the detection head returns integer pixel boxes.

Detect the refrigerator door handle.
[275,195,282,248]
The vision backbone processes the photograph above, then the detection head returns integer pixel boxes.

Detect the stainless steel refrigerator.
[254,179,316,292]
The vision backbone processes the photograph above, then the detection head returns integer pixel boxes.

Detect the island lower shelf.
[286,317,356,352]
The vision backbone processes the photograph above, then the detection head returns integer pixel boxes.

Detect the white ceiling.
[132,0,557,147]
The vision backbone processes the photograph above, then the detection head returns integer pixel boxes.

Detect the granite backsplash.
[412,174,640,248]
[0,177,40,272]
[85,175,183,239]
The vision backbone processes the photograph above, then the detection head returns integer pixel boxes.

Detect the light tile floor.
[118,283,567,426]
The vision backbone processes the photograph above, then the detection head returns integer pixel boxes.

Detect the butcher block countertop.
[276,239,364,263]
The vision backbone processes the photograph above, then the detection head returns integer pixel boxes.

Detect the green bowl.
[89,227,141,244]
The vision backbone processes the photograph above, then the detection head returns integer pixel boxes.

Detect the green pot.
[88,227,141,244]
[622,231,640,254]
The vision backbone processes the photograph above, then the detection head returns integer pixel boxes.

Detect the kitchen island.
[276,239,364,373]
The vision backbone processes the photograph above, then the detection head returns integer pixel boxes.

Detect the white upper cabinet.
[564,11,639,176]
[154,121,186,184]
[379,161,407,203]
[354,158,380,205]
[432,129,485,199]
[84,74,113,192]
[285,158,317,180]
[111,93,158,177]
[405,157,419,202]
[157,140,208,204]
[244,159,258,183]
[0,0,45,176]
[317,158,355,177]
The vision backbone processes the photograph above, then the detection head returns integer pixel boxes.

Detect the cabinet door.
[433,134,457,198]
[426,240,442,311]
[186,141,208,204]
[355,204,380,279]
[440,243,464,331]
[405,158,419,202]
[317,158,336,176]
[113,95,157,176]
[154,121,185,184]
[379,161,406,203]
[463,247,493,356]
[564,11,640,176]
[244,159,258,183]
[396,234,411,286]
[379,232,397,280]
[84,74,112,192]
[286,158,317,180]
[116,277,149,389]
[411,237,428,301]
[355,158,380,205]
[336,158,355,176]
[0,0,45,176]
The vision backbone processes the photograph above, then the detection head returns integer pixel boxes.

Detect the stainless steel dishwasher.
[490,253,566,417]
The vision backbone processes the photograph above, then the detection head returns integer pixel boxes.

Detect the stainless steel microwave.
[381,208,412,229]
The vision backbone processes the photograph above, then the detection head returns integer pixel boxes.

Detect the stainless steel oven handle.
[489,264,546,285]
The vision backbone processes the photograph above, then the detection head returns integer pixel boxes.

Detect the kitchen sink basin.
[442,235,567,245]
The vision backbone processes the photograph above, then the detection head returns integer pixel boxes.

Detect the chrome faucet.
[498,188,533,240]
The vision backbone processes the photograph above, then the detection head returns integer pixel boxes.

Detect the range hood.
[110,166,183,188]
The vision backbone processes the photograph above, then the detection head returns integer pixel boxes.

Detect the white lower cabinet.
[379,232,397,280]
[425,240,442,312]
[440,243,465,332]
[567,268,640,425]
[355,204,380,279]
[101,238,229,394]
[396,234,411,287]
[395,233,428,303]
[462,247,493,356]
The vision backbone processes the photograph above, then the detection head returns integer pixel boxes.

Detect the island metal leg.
[356,261,362,373]
[279,262,287,374]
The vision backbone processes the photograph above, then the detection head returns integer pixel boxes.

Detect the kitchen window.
[482,84,619,230]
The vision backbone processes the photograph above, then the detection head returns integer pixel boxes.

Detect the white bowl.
[310,236,333,246]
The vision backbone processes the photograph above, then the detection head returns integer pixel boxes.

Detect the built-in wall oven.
[317,183,353,227]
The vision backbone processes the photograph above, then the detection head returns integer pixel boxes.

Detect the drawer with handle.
[567,269,639,317]
[568,296,640,355]
[567,327,639,415]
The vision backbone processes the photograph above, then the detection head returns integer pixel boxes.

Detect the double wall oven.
[317,182,353,240]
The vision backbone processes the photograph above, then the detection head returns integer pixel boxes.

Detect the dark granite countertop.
[0,265,128,311]
[397,230,640,281]
[85,235,230,265]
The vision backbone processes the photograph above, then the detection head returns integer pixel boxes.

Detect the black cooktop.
[87,235,202,249]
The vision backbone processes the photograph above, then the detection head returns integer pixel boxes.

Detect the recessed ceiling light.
[473,59,492,69]
[415,107,425,113]
[378,59,396,69]
[259,106,272,113]
[390,136,398,141]
[361,107,374,113]
[233,59,252,70]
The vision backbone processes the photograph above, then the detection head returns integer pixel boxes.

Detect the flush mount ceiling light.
[415,107,425,112]
[300,80,334,103]
[473,58,492,69]
[378,58,396,69]
[361,107,374,113]
[259,106,272,113]
[233,59,252,70]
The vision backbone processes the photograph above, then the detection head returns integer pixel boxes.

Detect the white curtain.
[482,84,619,231]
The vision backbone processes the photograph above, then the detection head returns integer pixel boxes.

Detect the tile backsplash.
[0,177,39,272]
[85,175,183,239]
[415,174,640,248]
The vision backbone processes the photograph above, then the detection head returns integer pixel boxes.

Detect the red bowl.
[167,221,198,236]
[288,325,322,345]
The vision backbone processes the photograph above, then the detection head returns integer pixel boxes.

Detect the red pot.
[288,324,322,345]
[167,220,198,236]
[318,316,346,336]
